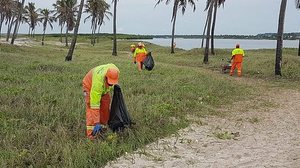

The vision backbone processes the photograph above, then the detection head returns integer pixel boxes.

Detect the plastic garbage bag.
[108,84,133,132]
[143,52,155,71]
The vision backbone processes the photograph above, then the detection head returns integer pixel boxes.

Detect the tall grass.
[0,38,299,167]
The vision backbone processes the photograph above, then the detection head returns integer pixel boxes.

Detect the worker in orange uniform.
[230,44,245,77]
[82,63,119,139]
[133,42,147,71]
[130,44,136,63]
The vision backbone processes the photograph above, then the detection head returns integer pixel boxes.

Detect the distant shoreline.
[8,32,300,40]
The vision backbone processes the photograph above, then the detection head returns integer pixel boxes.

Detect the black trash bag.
[143,52,155,71]
[108,84,133,132]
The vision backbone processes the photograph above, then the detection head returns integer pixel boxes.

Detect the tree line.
[0,0,299,76]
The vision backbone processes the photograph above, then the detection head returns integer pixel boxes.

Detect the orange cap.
[106,68,119,85]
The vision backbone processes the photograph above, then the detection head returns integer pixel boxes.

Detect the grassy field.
[0,36,299,167]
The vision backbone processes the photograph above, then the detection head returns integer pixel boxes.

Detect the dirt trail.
[105,85,300,168]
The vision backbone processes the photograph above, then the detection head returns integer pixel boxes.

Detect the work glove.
[134,61,136,64]
[92,123,102,136]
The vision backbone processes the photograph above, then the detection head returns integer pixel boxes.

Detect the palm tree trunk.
[60,24,63,43]
[112,0,117,56]
[97,25,101,43]
[201,14,208,48]
[0,15,5,38]
[275,0,287,76]
[171,7,178,54]
[65,28,68,47]
[11,0,25,45]
[203,1,213,64]
[210,1,218,55]
[42,28,46,45]
[6,18,14,42]
[65,0,84,61]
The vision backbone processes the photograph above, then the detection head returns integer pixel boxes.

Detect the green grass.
[0,37,299,167]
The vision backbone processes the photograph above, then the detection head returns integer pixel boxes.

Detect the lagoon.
[141,38,299,50]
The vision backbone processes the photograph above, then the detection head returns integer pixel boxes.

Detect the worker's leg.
[99,93,111,125]
[237,62,242,77]
[230,62,237,76]
[137,62,142,71]
[84,90,100,139]
[83,89,95,139]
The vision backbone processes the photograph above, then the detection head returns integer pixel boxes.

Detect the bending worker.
[133,42,147,71]
[82,63,119,139]
[230,44,245,77]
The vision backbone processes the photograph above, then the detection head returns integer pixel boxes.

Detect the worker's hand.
[92,123,102,136]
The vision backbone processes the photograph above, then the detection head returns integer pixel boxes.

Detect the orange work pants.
[83,89,111,139]
[136,54,146,71]
[230,62,242,77]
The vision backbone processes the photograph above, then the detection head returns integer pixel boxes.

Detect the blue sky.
[10,0,300,35]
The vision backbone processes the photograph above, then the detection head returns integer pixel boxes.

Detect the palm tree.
[296,0,300,56]
[65,0,84,61]
[53,0,77,46]
[64,0,78,47]
[210,0,225,55]
[0,0,10,38]
[155,0,197,54]
[2,0,17,41]
[275,0,287,76]
[40,9,55,45]
[11,0,25,45]
[53,0,67,43]
[24,2,40,37]
[84,0,111,46]
[201,15,208,48]
[203,0,213,64]
[112,0,118,56]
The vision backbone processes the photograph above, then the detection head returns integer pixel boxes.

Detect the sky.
[10,0,300,35]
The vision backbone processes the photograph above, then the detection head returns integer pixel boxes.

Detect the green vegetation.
[0,37,299,167]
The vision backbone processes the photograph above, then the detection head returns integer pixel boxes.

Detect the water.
[141,38,299,50]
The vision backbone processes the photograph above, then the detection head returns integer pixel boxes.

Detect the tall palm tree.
[201,15,208,48]
[203,0,213,64]
[65,0,84,61]
[112,0,118,56]
[53,0,67,43]
[275,0,287,76]
[0,0,10,38]
[11,0,25,45]
[210,0,225,55]
[84,0,111,46]
[2,0,17,41]
[156,0,197,54]
[65,0,78,47]
[40,9,55,45]
[24,2,40,37]
[296,0,300,56]
[53,0,77,46]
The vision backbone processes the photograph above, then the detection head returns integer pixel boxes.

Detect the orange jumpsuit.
[230,48,245,77]
[82,64,118,139]
[133,47,147,71]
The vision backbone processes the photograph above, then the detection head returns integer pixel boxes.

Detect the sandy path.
[105,89,300,168]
